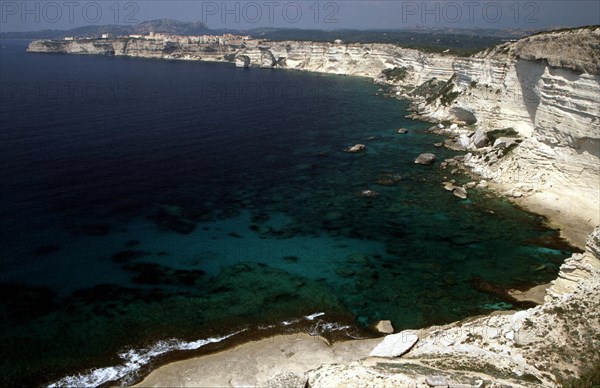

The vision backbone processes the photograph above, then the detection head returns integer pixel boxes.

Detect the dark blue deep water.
[0,40,574,386]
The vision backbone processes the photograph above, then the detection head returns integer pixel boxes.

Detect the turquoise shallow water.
[0,40,575,386]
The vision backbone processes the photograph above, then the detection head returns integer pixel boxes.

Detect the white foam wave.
[305,312,325,320]
[257,324,277,330]
[282,312,325,326]
[309,321,352,336]
[48,330,244,388]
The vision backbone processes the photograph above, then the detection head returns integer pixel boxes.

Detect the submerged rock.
[126,240,141,247]
[345,144,366,153]
[71,223,112,236]
[336,268,356,278]
[360,189,379,198]
[374,173,403,186]
[111,250,148,263]
[33,245,60,256]
[414,153,436,165]
[123,262,206,286]
[0,283,59,322]
[148,208,196,235]
[453,187,468,199]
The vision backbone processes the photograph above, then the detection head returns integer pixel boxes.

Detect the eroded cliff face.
[236,40,455,81]
[409,27,600,242]
[28,26,600,277]
[27,27,600,279]
[27,37,455,89]
[27,38,234,60]
[27,28,600,387]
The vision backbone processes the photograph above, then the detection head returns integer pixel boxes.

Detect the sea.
[0,39,575,387]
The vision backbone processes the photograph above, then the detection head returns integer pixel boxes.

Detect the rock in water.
[453,187,468,199]
[370,331,419,357]
[374,173,403,186]
[414,153,436,165]
[396,128,409,134]
[373,320,394,334]
[360,189,379,198]
[443,181,456,191]
[345,144,366,153]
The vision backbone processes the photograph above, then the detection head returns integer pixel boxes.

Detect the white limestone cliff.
[27,27,600,386]
[27,37,455,89]
[408,27,600,247]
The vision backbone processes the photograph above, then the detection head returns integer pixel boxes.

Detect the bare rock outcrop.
[410,26,600,244]
[307,226,600,387]
[511,27,600,75]
[27,27,600,387]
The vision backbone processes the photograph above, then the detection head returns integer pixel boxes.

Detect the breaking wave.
[48,330,245,388]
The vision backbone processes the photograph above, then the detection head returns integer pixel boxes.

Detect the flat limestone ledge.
[513,189,599,249]
[508,283,550,305]
[135,334,381,387]
[467,178,597,250]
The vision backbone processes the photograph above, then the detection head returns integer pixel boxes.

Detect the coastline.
[465,176,593,250]
[511,191,595,250]
[131,82,597,388]
[25,27,599,386]
[134,175,596,388]
[135,333,381,387]
[136,213,599,388]
[130,82,596,388]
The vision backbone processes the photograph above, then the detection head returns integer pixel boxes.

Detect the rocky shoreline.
[304,228,600,388]
[28,26,600,386]
[136,228,599,387]
[27,29,600,246]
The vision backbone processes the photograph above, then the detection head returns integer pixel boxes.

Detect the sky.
[1,0,599,32]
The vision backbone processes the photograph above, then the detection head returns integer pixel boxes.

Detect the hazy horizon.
[1,0,598,33]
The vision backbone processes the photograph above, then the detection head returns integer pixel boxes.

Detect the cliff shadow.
[515,59,546,124]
